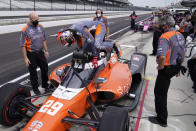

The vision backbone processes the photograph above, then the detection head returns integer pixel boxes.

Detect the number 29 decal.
[38,100,63,116]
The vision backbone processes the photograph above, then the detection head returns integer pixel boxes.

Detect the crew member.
[93,9,109,40]
[130,11,138,31]
[19,12,49,95]
[149,15,186,127]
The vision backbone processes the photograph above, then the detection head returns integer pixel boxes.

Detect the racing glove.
[91,56,98,68]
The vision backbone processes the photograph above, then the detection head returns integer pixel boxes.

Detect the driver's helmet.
[57,30,75,46]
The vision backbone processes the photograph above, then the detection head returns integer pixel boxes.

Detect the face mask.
[97,13,101,18]
[32,20,39,27]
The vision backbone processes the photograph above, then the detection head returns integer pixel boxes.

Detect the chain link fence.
[0,0,130,11]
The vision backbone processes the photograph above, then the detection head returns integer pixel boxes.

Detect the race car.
[137,18,153,32]
[0,39,147,131]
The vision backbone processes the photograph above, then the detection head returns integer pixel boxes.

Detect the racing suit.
[70,21,113,57]
[70,21,114,68]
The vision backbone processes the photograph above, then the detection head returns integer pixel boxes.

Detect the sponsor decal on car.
[28,120,43,130]
[52,85,83,100]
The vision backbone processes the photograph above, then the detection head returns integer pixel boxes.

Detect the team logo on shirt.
[29,29,35,35]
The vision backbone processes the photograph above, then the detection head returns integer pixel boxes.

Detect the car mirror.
[56,69,64,77]
[94,77,107,84]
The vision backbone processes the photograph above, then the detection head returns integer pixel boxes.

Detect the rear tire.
[0,83,31,126]
[98,106,129,131]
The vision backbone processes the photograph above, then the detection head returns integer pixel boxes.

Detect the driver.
[57,20,120,68]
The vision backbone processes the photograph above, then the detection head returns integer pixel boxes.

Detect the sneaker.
[148,116,167,127]
[32,88,41,95]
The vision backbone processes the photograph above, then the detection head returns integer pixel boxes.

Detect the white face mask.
[97,13,101,17]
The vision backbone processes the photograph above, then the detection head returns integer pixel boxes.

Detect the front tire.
[98,106,129,131]
[0,83,31,126]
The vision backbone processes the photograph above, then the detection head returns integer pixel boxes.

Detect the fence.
[0,0,130,11]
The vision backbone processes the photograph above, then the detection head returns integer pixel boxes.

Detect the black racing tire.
[98,106,129,131]
[0,83,31,126]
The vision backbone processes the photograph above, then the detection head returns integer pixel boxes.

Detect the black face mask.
[32,20,39,27]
